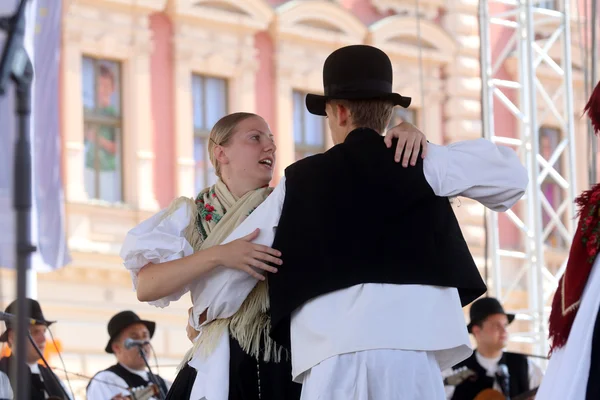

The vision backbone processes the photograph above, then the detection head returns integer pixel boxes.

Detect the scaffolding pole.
[479,0,578,356]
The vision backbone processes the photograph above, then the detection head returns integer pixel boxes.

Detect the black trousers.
[586,301,600,400]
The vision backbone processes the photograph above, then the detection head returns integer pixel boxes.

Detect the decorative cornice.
[67,0,168,13]
[63,1,156,56]
[371,0,444,19]
[367,15,457,65]
[270,0,367,46]
[166,0,274,32]
[172,23,259,73]
[274,40,330,80]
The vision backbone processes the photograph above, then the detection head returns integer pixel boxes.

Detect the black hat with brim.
[305,45,412,116]
[467,297,515,333]
[0,298,55,342]
[105,311,156,353]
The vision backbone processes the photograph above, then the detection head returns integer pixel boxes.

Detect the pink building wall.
[145,0,595,244]
[254,32,277,145]
[149,13,176,208]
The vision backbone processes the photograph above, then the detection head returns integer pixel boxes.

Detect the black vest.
[0,356,67,400]
[87,363,168,397]
[268,128,487,348]
[450,351,529,400]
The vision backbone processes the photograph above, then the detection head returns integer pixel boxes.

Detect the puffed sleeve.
[120,200,196,307]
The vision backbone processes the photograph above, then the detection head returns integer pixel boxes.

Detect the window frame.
[292,90,328,161]
[81,55,125,203]
[191,74,229,192]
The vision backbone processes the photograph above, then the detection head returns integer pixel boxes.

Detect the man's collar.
[29,362,40,374]
[344,127,382,144]
[118,362,147,375]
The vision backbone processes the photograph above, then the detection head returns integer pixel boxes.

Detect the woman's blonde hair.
[208,112,260,178]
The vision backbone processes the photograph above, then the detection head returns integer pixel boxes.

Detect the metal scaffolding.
[478,0,578,355]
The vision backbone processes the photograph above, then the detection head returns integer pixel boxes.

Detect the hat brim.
[0,319,56,343]
[105,320,156,353]
[306,92,412,116]
[467,313,515,333]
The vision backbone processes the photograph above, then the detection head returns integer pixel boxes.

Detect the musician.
[0,298,72,400]
[445,297,542,400]
[86,311,170,400]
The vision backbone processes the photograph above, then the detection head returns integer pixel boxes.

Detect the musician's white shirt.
[86,364,171,400]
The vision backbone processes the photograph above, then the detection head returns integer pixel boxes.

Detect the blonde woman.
[120,112,426,400]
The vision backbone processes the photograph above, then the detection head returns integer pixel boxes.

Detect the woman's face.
[220,116,276,187]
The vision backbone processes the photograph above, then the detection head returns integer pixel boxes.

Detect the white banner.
[0,0,70,271]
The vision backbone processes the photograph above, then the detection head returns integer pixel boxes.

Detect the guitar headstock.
[128,383,159,400]
[443,366,476,386]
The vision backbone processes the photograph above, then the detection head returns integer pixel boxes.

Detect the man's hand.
[111,395,127,400]
[384,121,428,167]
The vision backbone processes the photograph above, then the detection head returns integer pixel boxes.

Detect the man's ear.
[335,103,350,127]
[111,341,120,354]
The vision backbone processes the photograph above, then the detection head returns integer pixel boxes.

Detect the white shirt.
[86,363,171,400]
[443,351,544,399]
[0,371,12,400]
[121,138,528,399]
[287,140,527,380]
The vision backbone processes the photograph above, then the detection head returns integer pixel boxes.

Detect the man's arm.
[423,138,528,211]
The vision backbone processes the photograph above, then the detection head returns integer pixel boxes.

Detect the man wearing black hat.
[0,298,72,399]
[186,44,527,399]
[444,297,543,400]
[86,311,170,400]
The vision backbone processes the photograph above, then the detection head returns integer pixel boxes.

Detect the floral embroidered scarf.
[165,180,284,367]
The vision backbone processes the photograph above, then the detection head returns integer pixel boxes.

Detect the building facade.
[0,0,594,397]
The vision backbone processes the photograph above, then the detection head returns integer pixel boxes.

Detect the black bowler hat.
[105,311,156,353]
[0,298,55,342]
[467,297,515,333]
[305,45,412,116]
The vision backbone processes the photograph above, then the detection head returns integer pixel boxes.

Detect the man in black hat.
[86,311,170,400]
[265,44,528,399]
[186,44,528,399]
[0,298,72,399]
[444,297,543,400]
